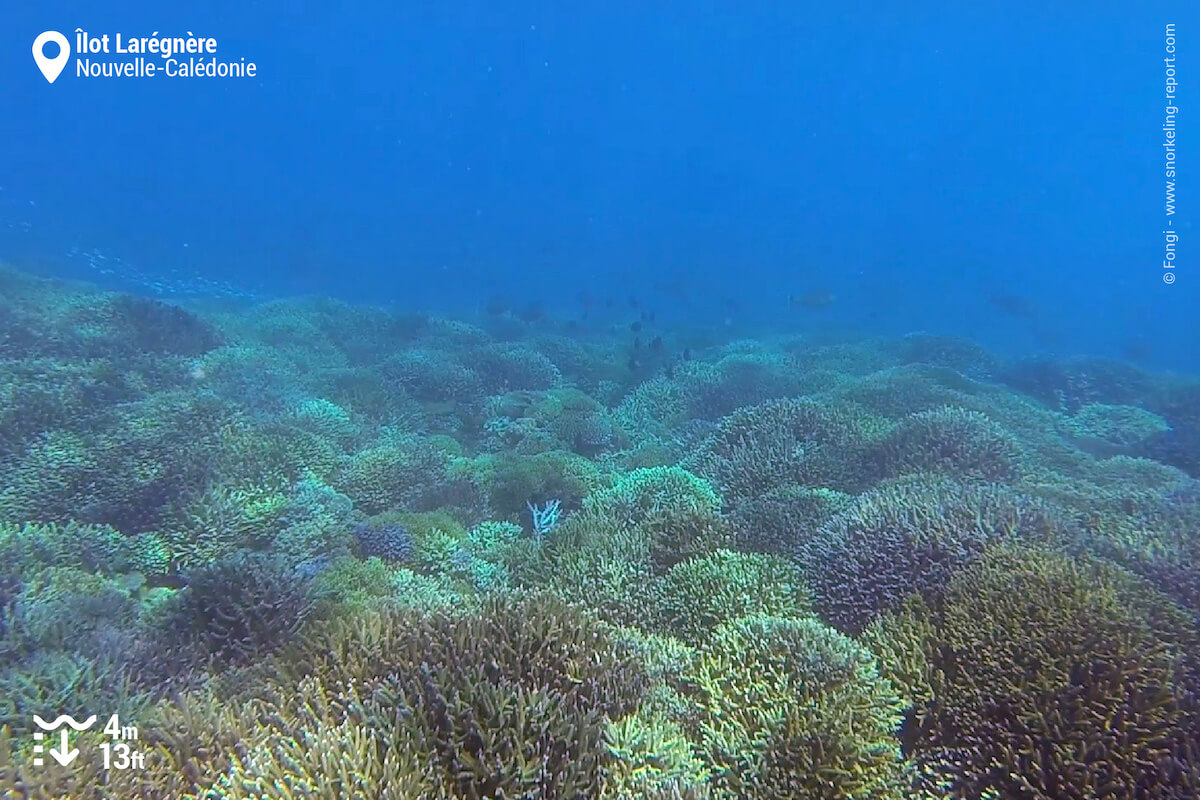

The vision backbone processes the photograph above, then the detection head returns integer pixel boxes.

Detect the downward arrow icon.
[49,729,78,766]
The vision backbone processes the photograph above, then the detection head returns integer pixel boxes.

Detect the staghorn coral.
[334,429,481,516]
[0,430,100,526]
[286,396,360,441]
[684,398,880,507]
[652,550,810,645]
[1143,421,1200,477]
[0,390,233,532]
[875,405,1025,482]
[0,647,148,740]
[352,520,415,562]
[615,375,690,443]
[236,594,649,799]
[161,482,290,570]
[604,712,710,798]
[464,341,563,393]
[5,263,1200,798]
[7,566,138,658]
[677,351,810,421]
[161,552,318,668]
[685,614,908,799]
[798,474,1065,634]
[0,269,221,361]
[0,520,138,577]
[728,483,853,554]
[1068,401,1172,454]
[463,447,609,523]
[870,543,1200,800]
[887,332,997,375]
[214,713,435,800]
[549,466,730,578]
[0,357,146,459]
[822,363,986,420]
[383,348,483,404]
[997,357,1154,414]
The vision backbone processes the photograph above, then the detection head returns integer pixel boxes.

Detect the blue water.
[3,1,1195,368]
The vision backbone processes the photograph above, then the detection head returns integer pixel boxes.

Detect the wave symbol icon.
[33,714,97,731]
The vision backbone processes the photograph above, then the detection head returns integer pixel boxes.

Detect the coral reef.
[160,552,318,668]
[684,397,880,507]
[685,614,908,799]
[867,544,1200,800]
[798,474,1066,633]
[1,265,1199,798]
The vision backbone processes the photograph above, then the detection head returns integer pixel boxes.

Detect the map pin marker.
[33,31,70,83]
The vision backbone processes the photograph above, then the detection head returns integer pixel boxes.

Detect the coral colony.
[527,499,563,539]
[0,264,1198,798]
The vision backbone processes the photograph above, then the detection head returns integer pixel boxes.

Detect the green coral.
[460,447,609,522]
[161,482,288,570]
[0,520,137,577]
[685,614,908,799]
[465,519,523,554]
[652,550,810,645]
[1069,402,1171,452]
[605,712,710,798]
[555,466,730,574]
[869,543,1200,799]
[333,430,478,516]
[729,484,853,554]
[684,398,878,506]
[264,594,648,799]
[287,396,359,441]
[387,566,464,611]
[311,555,398,609]
[799,474,1065,633]
[877,405,1024,482]
[9,566,138,654]
[127,532,172,576]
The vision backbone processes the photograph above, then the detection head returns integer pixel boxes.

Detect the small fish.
[649,335,665,353]
[630,321,643,333]
[633,335,642,350]
[627,355,642,371]
[681,347,692,361]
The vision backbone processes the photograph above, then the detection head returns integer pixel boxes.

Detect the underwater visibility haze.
[2,2,1199,798]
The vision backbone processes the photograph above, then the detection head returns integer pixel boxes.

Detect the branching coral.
[652,550,809,645]
[684,614,908,799]
[728,483,853,554]
[684,398,880,507]
[550,466,730,576]
[4,264,1200,799]
[869,544,1200,800]
[875,405,1025,482]
[798,474,1066,634]
[334,430,481,516]
[161,552,318,668]
[183,594,650,800]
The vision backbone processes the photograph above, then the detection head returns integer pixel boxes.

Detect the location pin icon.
[33,31,70,83]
